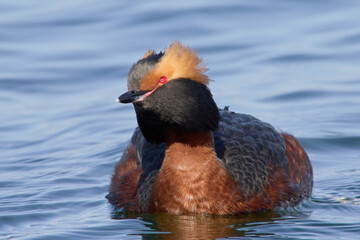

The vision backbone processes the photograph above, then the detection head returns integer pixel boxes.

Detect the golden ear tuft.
[161,41,209,84]
[140,41,210,90]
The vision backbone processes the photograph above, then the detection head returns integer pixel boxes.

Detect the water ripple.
[1,0,360,239]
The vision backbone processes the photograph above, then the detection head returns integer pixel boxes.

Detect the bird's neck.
[149,128,246,214]
[163,128,215,169]
[165,128,214,147]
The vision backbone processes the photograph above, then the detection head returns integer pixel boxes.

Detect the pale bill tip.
[116,98,120,103]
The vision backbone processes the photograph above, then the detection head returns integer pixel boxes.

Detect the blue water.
[1,1,360,239]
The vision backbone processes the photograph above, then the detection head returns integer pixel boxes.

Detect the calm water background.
[1,0,360,239]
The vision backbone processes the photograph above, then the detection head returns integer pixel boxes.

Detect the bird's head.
[117,41,219,144]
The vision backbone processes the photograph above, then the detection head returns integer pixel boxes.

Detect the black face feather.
[133,79,220,144]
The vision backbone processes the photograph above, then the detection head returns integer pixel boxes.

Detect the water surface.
[1,1,360,239]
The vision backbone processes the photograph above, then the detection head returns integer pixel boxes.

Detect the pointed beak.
[117,90,149,103]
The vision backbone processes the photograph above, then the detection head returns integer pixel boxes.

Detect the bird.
[106,41,313,215]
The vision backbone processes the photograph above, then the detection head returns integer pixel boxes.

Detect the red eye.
[159,76,167,84]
